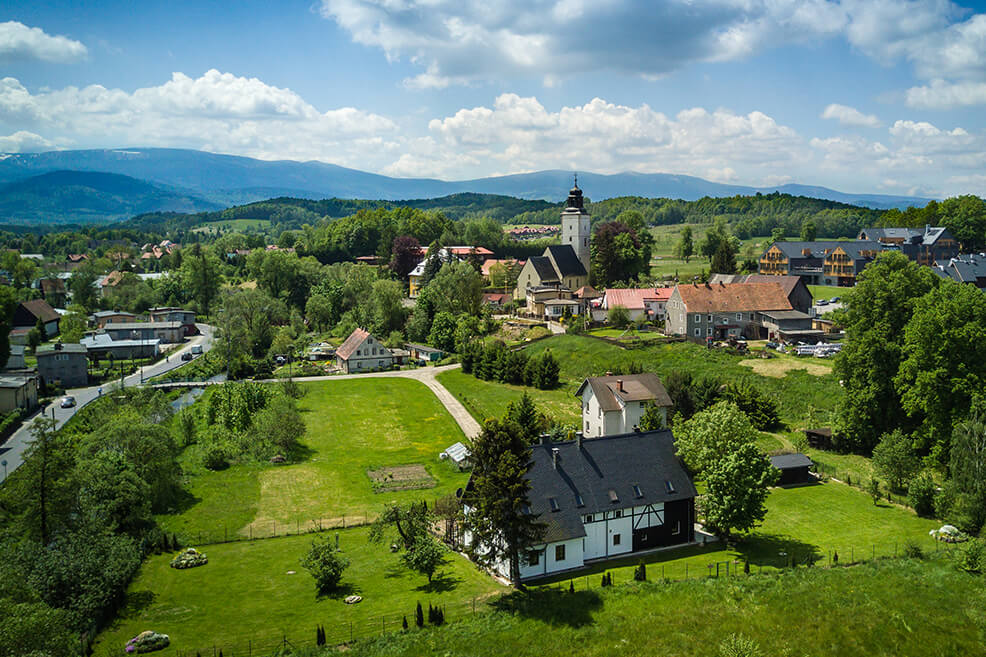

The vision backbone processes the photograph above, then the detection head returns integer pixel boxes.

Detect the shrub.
[903,541,924,559]
[170,548,208,569]
[872,429,920,492]
[415,601,424,628]
[300,535,349,593]
[718,634,762,657]
[634,562,647,581]
[907,473,937,517]
[607,305,631,329]
[202,445,228,471]
[959,540,984,573]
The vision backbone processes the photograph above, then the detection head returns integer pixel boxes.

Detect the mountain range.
[0,148,934,225]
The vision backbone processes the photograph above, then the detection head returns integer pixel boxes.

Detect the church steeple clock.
[560,174,591,274]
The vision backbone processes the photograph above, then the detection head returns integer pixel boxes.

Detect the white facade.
[580,386,667,439]
[337,333,394,373]
[561,209,591,275]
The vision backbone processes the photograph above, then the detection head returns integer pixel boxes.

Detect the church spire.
[566,174,584,210]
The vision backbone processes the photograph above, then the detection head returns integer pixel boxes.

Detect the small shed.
[804,427,833,449]
[770,453,815,485]
[406,343,444,364]
[440,442,472,470]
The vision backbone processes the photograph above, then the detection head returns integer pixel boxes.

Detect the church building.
[513,181,592,312]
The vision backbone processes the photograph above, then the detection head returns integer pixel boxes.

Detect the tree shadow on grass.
[732,532,823,568]
[116,590,156,620]
[490,588,603,628]
[166,486,201,515]
[317,581,361,601]
[415,570,461,593]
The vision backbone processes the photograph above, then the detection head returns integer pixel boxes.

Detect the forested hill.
[128,191,887,241]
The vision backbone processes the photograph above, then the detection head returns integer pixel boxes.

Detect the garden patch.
[367,465,436,493]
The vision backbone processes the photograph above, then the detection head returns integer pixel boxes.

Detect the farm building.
[465,430,696,582]
[770,453,815,485]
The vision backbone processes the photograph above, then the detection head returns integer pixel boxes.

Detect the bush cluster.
[461,341,559,390]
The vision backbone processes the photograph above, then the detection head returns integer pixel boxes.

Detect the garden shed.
[441,442,472,470]
[770,453,815,485]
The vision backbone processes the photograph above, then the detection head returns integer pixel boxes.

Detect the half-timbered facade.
[470,430,696,582]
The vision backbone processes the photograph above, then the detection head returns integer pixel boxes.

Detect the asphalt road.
[0,323,214,484]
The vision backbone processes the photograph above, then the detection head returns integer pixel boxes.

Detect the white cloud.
[0,70,398,165]
[821,104,882,128]
[0,130,55,152]
[905,79,986,109]
[0,21,87,63]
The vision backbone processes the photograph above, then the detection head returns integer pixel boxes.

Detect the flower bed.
[126,631,170,653]
[170,547,208,569]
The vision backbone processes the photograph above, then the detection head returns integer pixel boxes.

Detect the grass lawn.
[437,368,580,427]
[348,557,984,657]
[157,378,470,541]
[192,218,272,234]
[93,526,506,656]
[807,284,847,301]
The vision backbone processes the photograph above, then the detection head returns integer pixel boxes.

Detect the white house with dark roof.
[335,328,394,373]
[466,430,696,582]
[577,373,672,438]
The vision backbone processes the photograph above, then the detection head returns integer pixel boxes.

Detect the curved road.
[0,324,214,484]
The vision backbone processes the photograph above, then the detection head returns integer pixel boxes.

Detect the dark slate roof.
[575,373,672,411]
[860,226,951,246]
[545,245,587,278]
[934,256,986,284]
[769,453,814,470]
[528,256,559,282]
[18,299,60,324]
[526,430,697,543]
[768,240,885,260]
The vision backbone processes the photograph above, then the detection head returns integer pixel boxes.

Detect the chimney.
[551,447,560,470]
[617,379,624,393]
[539,433,551,445]
[605,370,613,376]
[576,431,583,449]
[719,281,724,286]
[925,224,930,234]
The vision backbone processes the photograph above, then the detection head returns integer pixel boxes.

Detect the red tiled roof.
[603,287,673,310]
[482,293,510,304]
[480,258,518,277]
[447,246,494,257]
[336,328,371,360]
[676,282,792,313]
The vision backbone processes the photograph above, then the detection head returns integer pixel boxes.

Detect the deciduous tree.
[703,442,777,537]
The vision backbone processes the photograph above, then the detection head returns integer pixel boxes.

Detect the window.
[548,497,560,512]
[584,514,593,523]
[555,545,566,561]
[694,328,701,337]
[613,534,621,546]
[696,314,702,323]
[614,509,622,518]
[575,494,585,507]
[707,328,712,336]
[665,480,676,494]
[736,312,742,321]
[528,550,540,566]
[632,484,643,498]
[585,422,590,431]
[672,521,681,535]
[707,314,713,323]
[608,489,619,503]
[356,350,361,356]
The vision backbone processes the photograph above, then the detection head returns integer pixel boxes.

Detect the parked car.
[60,396,76,408]
[190,345,203,355]
[181,352,194,361]
[765,341,780,350]
[817,299,829,306]
[830,296,840,303]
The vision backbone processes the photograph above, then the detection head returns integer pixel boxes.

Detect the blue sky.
[2,1,986,198]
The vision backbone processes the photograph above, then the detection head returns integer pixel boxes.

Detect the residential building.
[594,287,674,323]
[468,430,696,582]
[665,281,797,341]
[513,183,591,302]
[933,255,986,288]
[758,240,885,286]
[336,328,394,373]
[407,246,495,298]
[81,332,161,360]
[37,343,88,388]
[0,375,38,413]
[12,299,60,337]
[91,310,138,328]
[577,373,672,438]
[708,274,813,314]
[103,321,184,344]
[481,292,511,308]
[857,226,959,265]
[5,345,26,370]
[149,307,198,335]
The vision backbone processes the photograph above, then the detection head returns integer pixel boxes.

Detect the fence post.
[851,547,854,563]
[350,621,353,643]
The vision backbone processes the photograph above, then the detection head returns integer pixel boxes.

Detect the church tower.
[560,175,591,275]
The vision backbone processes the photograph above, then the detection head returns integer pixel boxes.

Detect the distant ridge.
[0,148,934,224]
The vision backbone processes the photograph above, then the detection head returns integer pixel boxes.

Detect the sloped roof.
[770,453,814,470]
[480,258,518,277]
[336,328,371,360]
[528,256,559,282]
[934,256,986,284]
[576,373,673,411]
[545,245,587,278]
[675,282,793,313]
[525,430,697,543]
[574,285,601,299]
[768,240,884,261]
[19,299,60,323]
[602,288,672,310]
[40,278,66,294]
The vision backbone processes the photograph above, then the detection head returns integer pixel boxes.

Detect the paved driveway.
[0,324,214,484]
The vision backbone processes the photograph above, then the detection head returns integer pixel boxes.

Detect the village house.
[665,281,811,342]
[12,299,61,337]
[103,321,184,344]
[336,328,394,373]
[0,374,39,413]
[593,287,674,323]
[5,345,26,370]
[91,310,138,328]
[469,430,696,582]
[708,274,813,314]
[407,246,495,298]
[758,240,885,286]
[81,332,161,360]
[36,343,88,388]
[148,307,198,335]
[577,373,672,438]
